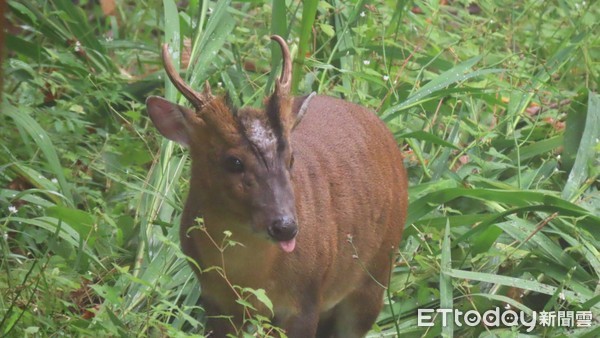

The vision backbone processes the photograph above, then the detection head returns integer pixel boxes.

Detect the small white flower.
[105,35,113,43]
[218,82,223,88]
[559,292,565,300]
[383,75,389,81]
[360,11,366,17]
[8,205,18,214]
[51,178,58,184]
[74,40,82,52]
[363,59,370,65]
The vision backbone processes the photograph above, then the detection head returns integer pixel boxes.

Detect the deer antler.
[161,43,212,109]
[270,35,291,98]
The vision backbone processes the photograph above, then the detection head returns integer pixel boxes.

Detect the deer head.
[146,36,308,252]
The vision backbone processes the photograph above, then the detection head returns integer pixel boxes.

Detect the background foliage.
[1,0,599,336]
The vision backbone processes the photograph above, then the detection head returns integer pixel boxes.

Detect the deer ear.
[146,96,198,146]
[291,92,316,131]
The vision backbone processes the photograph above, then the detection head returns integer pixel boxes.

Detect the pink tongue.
[279,238,296,253]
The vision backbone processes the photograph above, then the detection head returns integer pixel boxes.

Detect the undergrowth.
[1,0,599,337]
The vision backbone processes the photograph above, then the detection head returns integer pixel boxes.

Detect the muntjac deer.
[146,35,408,337]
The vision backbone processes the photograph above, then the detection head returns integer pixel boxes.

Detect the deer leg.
[330,281,387,338]
[274,300,320,338]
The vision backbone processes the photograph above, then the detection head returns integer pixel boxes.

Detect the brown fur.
[146,37,407,338]
[174,95,407,338]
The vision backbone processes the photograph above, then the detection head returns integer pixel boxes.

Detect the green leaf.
[563,92,588,170]
[235,298,256,311]
[9,1,37,23]
[319,23,335,37]
[46,206,96,245]
[562,91,600,201]
[471,225,503,256]
[508,135,564,162]
[243,288,274,316]
[440,221,453,336]
[163,0,181,101]
[396,131,459,150]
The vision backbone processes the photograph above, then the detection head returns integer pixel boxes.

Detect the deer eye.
[224,156,245,173]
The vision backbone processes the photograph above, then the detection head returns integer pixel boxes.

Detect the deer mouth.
[277,238,296,253]
[266,217,298,253]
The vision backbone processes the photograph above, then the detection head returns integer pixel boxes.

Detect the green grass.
[2,0,599,337]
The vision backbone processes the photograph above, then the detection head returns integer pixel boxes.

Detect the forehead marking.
[246,118,277,153]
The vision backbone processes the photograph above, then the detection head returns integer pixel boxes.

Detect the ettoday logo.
[417,308,594,332]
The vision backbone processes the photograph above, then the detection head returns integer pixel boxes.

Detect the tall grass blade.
[381,58,503,121]
[266,0,288,94]
[163,0,181,100]
[187,0,234,91]
[291,0,318,94]
[408,188,600,228]
[562,91,600,201]
[447,269,593,304]
[440,220,453,336]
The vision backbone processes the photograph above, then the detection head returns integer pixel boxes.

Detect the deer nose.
[268,217,298,242]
